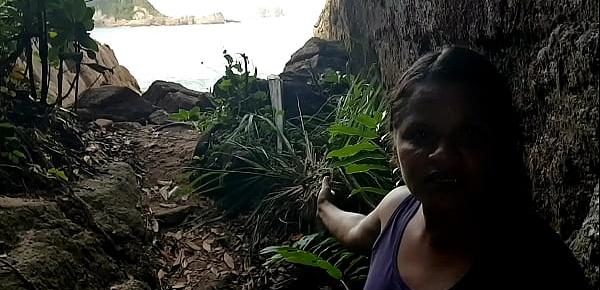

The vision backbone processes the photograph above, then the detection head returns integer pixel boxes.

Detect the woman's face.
[394,82,496,214]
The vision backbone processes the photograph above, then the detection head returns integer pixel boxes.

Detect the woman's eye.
[406,128,435,145]
[457,126,487,146]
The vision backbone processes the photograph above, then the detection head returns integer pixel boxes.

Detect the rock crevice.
[315,0,598,286]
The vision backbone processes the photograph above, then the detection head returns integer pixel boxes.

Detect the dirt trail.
[115,124,280,290]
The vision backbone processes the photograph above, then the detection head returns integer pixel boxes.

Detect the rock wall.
[315,0,599,286]
[15,42,140,107]
[0,162,154,289]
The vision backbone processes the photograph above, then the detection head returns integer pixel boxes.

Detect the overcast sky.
[149,0,326,21]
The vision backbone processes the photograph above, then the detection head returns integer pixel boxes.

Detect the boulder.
[142,80,214,113]
[94,118,114,128]
[282,37,348,76]
[157,92,201,113]
[154,205,198,228]
[148,109,170,125]
[0,163,154,290]
[112,122,143,130]
[77,86,154,122]
[280,37,348,117]
[74,162,146,242]
[569,184,599,287]
[14,42,140,107]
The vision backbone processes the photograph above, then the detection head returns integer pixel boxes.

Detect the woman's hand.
[316,175,382,252]
[317,176,334,206]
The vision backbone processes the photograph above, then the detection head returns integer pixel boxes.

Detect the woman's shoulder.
[377,186,413,231]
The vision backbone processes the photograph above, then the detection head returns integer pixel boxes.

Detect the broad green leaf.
[0,122,15,129]
[356,112,383,128]
[328,124,377,139]
[48,168,68,181]
[232,63,243,72]
[218,79,232,92]
[11,150,24,158]
[48,31,58,38]
[350,187,389,196]
[344,163,389,174]
[330,151,387,168]
[327,142,379,159]
[169,109,191,121]
[260,246,342,280]
[224,54,233,64]
[292,233,319,250]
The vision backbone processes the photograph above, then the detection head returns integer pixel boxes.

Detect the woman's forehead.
[402,83,488,127]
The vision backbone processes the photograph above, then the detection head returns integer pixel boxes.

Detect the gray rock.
[0,167,153,289]
[110,278,151,290]
[77,86,154,122]
[94,118,114,128]
[74,162,145,240]
[142,80,214,113]
[157,91,200,113]
[0,194,134,289]
[569,184,599,287]
[280,37,348,117]
[154,205,198,228]
[112,121,143,130]
[148,109,170,125]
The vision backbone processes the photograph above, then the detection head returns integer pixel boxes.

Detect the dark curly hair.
[388,46,532,213]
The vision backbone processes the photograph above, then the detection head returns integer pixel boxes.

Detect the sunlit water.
[91,17,317,92]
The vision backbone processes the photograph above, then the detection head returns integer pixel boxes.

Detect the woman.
[317,47,590,290]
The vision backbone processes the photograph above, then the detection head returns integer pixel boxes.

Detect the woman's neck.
[419,204,481,253]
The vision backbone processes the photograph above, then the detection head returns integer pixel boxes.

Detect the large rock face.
[78,86,154,122]
[280,37,348,117]
[15,42,140,107]
[315,0,599,286]
[0,163,154,290]
[142,80,214,113]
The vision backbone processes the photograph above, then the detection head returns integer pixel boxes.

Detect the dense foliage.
[0,0,97,193]
[177,53,396,288]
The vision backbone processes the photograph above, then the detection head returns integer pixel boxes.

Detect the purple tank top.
[363,194,420,290]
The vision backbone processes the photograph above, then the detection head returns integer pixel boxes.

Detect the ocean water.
[90,17,317,92]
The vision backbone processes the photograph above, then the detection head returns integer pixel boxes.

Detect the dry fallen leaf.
[174,230,183,240]
[172,282,186,289]
[224,253,235,269]
[186,241,203,251]
[159,185,170,200]
[168,186,179,199]
[202,240,212,252]
[157,180,172,186]
[151,219,159,232]
[173,249,184,267]
[210,266,219,276]
[157,269,166,280]
[182,257,188,269]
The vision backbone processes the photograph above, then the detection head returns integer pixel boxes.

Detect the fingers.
[320,176,334,197]
[321,175,331,191]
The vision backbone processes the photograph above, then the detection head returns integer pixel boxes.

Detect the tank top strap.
[372,194,421,251]
[364,194,421,290]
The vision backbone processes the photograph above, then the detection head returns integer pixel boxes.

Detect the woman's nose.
[428,139,460,165]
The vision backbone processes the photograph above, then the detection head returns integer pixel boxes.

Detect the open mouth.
[425,171,462,188]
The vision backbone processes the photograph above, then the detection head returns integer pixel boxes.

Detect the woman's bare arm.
[317,176,409,253]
